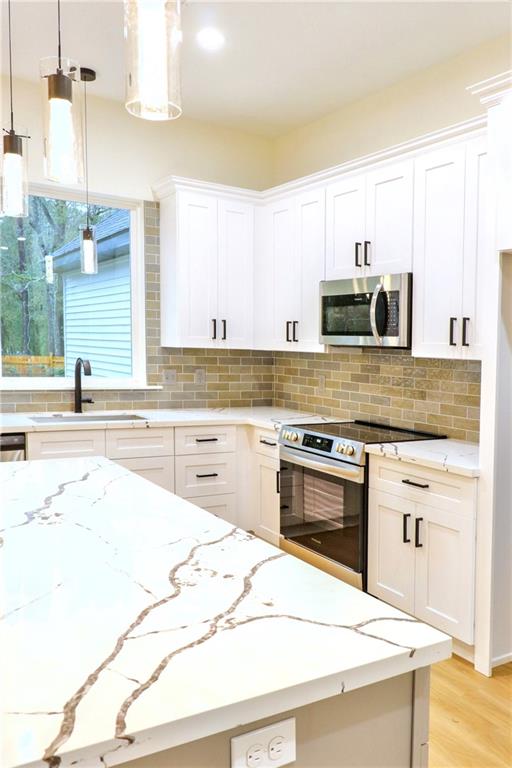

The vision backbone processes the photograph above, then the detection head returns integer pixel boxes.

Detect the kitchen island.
[1,457,451,768]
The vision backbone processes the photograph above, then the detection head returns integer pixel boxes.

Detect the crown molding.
[467,71,512,108]
[152,115,487,202]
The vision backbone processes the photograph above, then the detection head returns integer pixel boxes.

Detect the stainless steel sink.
[31,414,146,424]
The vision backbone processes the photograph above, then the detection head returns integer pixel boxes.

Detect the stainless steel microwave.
[319,272,412,348]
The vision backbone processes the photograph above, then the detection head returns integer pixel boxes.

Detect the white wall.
[0,76,274,199]
[272,35,511,185]
[492,254,512,664]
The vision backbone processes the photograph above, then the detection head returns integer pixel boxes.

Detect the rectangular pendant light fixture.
[80,225,98,274]
[1,0,29,217]
[40,1,83,185]
[124,0,183,121]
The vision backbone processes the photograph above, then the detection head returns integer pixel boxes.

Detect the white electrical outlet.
[162,369,177,385]
[231,718,296,768]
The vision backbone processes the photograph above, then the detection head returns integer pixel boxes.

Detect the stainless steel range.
[278,420,444,590]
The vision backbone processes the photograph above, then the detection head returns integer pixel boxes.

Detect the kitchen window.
[0,190,146,390]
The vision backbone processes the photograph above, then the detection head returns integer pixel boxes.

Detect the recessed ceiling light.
[196,27,225,52]
[17,236,26,242]
[0,246,8,250]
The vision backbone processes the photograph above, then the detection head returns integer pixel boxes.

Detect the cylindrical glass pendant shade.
[124,0,182,121]
[40,56,84,184]
[0,131,28,217]
[81,226,98,274]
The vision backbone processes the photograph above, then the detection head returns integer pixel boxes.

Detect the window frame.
[0,184,151,391]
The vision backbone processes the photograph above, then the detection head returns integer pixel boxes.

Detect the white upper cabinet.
[217,199,254,349]
[325,175,366,279]
[254,189,325,352]
[325,160,413,280]
[294,189,326,350]
[160,189,254,349]
[364,161,414,277]
[412,137,487,360]
[461,137,489,360]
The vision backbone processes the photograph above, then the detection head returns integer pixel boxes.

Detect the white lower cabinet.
[175,453,236,498]
[251,452,280,545]
[27,430,106,459]
[367,490,415,614]
[187,493,238,527]
[115,456,174,492]
[368,464,476,644]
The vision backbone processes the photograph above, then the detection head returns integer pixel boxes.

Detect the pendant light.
[124,0,183,121]
[40,0,83,184]
[80,68,97,275]
[1,0,29,218]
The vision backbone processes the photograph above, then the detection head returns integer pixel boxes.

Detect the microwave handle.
[370,282,384,346]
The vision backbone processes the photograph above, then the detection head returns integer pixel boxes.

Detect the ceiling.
[1,1,510,137]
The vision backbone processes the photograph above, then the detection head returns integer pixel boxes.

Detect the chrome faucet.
[74,358,94,413]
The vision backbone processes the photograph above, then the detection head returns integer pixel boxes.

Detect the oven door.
[279,448,366,584]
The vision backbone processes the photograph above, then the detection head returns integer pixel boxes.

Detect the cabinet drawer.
[27,430,106,459]
[116,456,174,492]
[369,455,477,513]
[175,425,236,455]
[175,453,236,498]
[250,428,279,458]
[105,428,174,459]
[187,493,237,526]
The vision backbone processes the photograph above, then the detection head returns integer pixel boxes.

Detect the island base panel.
[118,670,428,768]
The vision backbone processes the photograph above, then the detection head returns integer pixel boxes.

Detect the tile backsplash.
[274,349,480,442]
[0,202,481,441]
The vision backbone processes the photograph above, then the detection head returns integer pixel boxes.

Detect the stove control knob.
[283,430,290,440]
[290,431,299,442]
[345,445,355,456]
[335,443,343,453]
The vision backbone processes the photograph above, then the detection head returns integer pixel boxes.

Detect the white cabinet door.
[412,145,466,359]
[414,502,475,644]
[177,191,218,347]
[105,428,174,459]
[461,137,488,360]
[266,199,298,349]
[295,188,325,351]
[217,199,254,349]
[252,453,280,545]
[27,430,106,459]
[368,490,415,614]
[187,493,238,526]
[365,160,414,277]
[325,175,366,279]
[116,456,175,492]
[175,453,236,498]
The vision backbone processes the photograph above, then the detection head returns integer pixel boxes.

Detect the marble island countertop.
[365,438,480,478]
[1,457,451,768]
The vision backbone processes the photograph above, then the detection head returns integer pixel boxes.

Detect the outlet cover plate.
[231,717,296,768]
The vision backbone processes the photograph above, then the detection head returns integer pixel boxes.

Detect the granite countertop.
[365,438,480,478]
[0,406,329,434]
[1,457,451,768]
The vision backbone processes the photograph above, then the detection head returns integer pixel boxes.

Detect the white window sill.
[0,379,163,392]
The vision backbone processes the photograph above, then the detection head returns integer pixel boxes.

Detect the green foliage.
[0,195,112,373]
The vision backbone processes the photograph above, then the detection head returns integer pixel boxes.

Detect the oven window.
[322,293,372,336]
[280,461,364,572]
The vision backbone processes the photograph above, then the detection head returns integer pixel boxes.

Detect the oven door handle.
[370,282,384,346]
[279,447,365,484]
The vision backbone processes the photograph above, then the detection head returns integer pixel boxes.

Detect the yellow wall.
[271,35,511,185]
[2,34,510,199]
[0,76,274,199]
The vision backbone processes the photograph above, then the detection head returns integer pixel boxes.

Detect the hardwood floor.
[429,657,512,768]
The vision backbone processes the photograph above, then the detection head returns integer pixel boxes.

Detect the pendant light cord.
[57,0,62,70]
[84,78,90,229]
[8,0,14,131]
